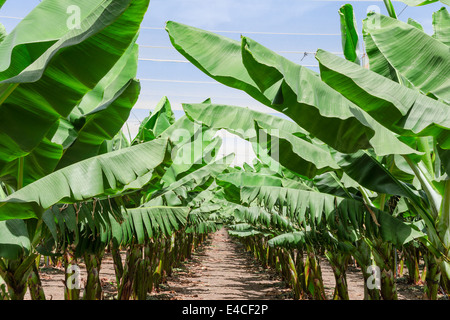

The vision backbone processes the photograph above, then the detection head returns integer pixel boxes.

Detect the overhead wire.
[0,10,360,83]
[139,26,343,36]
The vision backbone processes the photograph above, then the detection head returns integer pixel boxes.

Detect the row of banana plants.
[165,0,450,300]
[223,159,436,300]
[0,0,231,300]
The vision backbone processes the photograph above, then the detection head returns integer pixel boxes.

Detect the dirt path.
[23,227,426,300]
[156,228,424,300]
[154,228,290,300]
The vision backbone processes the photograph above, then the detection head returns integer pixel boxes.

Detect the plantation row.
[0,0,449,300]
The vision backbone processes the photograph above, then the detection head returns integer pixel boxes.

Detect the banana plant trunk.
[440,267,450,295]
[305,246,326,300]
[117,243,141,300]
[83,251,104,300]
[111,242,124,287]
[134,253,151,300]
[372,242,398,300]
[64,248,80,300]
[0,254,37,300]
[27,262,46,300]
[423,254,441,300]
[325,250,350,300]
[404,245,421,284]
[294,249,307,299]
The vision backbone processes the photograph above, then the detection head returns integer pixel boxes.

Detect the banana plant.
[0,0,150,191]
[33,93,233,300]
[396,0,450,6]
[316,9,450,299]
[228,170,424,298]
[0,0,152,299]
[165,4,450,299]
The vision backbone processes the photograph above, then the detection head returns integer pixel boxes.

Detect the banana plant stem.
[383,0,397,19]
[17,157,24,190]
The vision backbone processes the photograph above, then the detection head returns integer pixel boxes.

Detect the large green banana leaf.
[57,79,140,168]
[132,96,176,144]
[364,12,450,103]
[0,0,149,183]
[313,171,356,198]
[182,102,342,175]
[339,4,360,64]
[334,151,427,206]
[182,103,312,176]
[0,219,30,260]
[165,21,270,106]
[183,104,338,177]
[362,18,398,81]
[0,138,63,188]
[0,66,141,187]
[162,132,221,186]
[145,153,235,206]
[216,172,310,190]
[141,101,223,186]
[397,0,450,6]
[166,21,420,156]
[316,49,450,149]
[56,42,141,168]
[241,36,418,156]
[241,185,425,247]
[0,138,170,221]
[254,121,340,179]
[113,206,189,245]
[432,7,450,46]
[167,22,414,155]
[182,103,307,139]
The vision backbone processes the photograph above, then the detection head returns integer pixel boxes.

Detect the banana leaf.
[432,7,450,46]
[316,49,450,149]
[408,18,425,31]
[241,185,425,247]
[397,0,450,6]
[339,4,360,64]
[364,12,450,103]
[254,121,340,179]
[167,22,416,156]
[362,18,399,81]
[132,96,176,144]
[165,21,270,106]
[115,206,189,245]
[0,0,150,187]
[182,102,307,139]
[145,154,235,206]
[56,42,141,168]
[241,36,418,156]
[0,138,170,221]
[0,219,30,260]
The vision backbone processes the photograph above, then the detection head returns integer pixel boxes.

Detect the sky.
[0,0,447,166]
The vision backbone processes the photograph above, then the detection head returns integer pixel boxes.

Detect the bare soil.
[149,227,290,300]
[25,228,428,300]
